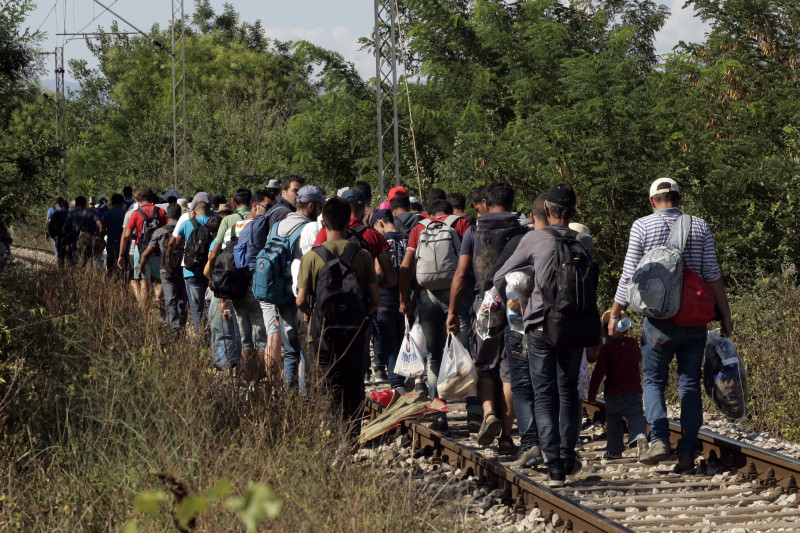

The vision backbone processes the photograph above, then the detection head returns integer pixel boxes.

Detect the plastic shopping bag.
[476,287,506,340]
[394,318,425,378]
[505,270,532,333]
[437,333,478,400]
[703,328,747,419]
[409,319,428,361]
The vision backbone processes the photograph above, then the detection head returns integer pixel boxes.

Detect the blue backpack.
[233,205,286,270]
[252,219,307,305]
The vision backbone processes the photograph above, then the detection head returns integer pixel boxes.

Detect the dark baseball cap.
[371,208,392,225]
[545,183,576,207]
[341,189,366,205]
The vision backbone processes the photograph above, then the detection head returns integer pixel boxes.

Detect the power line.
[33,0,59,35]
[64,0,121,45]
[89,0,173,56]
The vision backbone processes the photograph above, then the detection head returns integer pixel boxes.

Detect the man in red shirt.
[118,188,168,307]
[399,198,472,433]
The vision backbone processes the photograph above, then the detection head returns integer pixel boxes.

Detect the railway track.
[364,396,800,532]
[8,244,56,266]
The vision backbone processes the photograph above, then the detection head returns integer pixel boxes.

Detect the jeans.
[374,307,405,389]
[641,318,707,454]
[231,284,267,351]
[528,330,583,473]
[278,302,303,389]
[506,329,539,452]
[417,288,470,399]
[207,295,241,369]
[185,276,209,334]
[604,392,647,455]
[160,269,188,332]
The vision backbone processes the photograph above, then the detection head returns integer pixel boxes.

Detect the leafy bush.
[0,264,452,531]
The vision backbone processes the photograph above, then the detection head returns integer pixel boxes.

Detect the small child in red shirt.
[588,310,648,459]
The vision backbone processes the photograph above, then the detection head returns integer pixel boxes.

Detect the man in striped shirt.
[608,178,733,473]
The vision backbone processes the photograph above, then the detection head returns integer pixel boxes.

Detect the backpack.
[395,212,422,234]
[252,219,307,305]
[473,214,527,293]
[210,224,250,299]
[703,328,746,419]
[538,227,600,348]
[627,214,691,320]
[183,219,212,274]
[415,215,462,291]
[309,238,369,348]
[157,223,181,276]
[235,206,283,271]
[47,210,67,239]
[136,206,162,255]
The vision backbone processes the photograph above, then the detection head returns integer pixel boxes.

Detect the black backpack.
[137,206,162,255]
[310,238,369,349]
[210,224,250,299]
[47,210,67,239]
[183,219,212,275]
[538,227,601,348]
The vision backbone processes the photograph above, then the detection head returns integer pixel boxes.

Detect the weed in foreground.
[0,264,456,531]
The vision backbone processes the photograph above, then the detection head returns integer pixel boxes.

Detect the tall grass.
[0,264,454,531]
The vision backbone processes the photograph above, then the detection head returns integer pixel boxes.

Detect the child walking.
[588,310,648,459]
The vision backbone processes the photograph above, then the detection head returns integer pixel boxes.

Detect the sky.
[26,0,710,84]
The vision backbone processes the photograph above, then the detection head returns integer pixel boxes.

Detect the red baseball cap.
[388,186,408,201]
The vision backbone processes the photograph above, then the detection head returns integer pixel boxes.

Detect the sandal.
[477,411,502,446]
[497,436,518,456]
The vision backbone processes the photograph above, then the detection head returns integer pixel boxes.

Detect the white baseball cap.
[649,177,680,198]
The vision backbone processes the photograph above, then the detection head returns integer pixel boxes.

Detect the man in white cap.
[608,177,733,473]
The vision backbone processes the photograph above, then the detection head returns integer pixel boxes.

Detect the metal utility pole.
[54,46,66,195]
[374,0,401,200]
[171,0,188,194]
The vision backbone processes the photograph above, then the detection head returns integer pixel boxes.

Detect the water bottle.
[615,316,632,333]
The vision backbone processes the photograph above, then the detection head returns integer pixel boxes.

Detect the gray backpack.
[627,214,691,319]
[415,215,462,290]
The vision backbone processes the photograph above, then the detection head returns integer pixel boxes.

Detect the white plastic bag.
[409,319,428,361]
[394,318,425,378]
[437,333,478,400]
[476,287,506,340]
[505,270,532,334]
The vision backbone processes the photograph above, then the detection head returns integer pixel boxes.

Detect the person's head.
[192,201,209,217]
[74,196,87,208]
[210,194,226,210]
[122,186,133,198]
[136,188,157,204]
[485,181,514,211]
[252,189,275,217]
[531,193,548,230]
[233,190,252,208]
[649,177,681,210]
[471,185,488,217]
[266,179,281,195]
[371,209,396,234]
[296,186,326,220]
[427,188,446,212]
[57,198,70,210]
[447,192,466,213]
[409,197,424,213]
[167,203,182,221]
[281,174,305,206]
[341,189,366,218]
[390,193,410,213]
[388,186,408,202]
[322,197,351,233]
[544,184,576,222]
[55,196,65,206]
[429,199,453,216]
[205,216,222,236]
[352,181,373,205]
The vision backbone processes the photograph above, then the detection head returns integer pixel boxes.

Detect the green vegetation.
[0,264,454,531]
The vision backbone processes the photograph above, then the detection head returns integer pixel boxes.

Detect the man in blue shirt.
[168,201,211,333]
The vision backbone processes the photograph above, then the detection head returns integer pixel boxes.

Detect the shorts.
[133,246,161,280]
[471,326,510,382]
[258,301,281,335]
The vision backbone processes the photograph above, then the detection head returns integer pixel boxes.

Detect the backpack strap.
[351,224,368,236]
[443,214,461,227]
[190,218,199,230]
[342,238,362,265]
[312,243,336,263]
[419,218,434,229]
[665,214,692,254]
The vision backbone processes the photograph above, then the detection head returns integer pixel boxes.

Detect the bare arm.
[376,250,397,289]
[296,288,310,317]
[207,241,222,272]
[117,228,133,270]
[138,245,154,278]
[446,254,472,333]
[398,248,416,317]
[707,279,733,337]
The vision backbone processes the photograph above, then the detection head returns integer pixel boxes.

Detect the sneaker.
[429,414,448,434]
[467,412,483,433]
[674,450,696,473]
[373,368,389,384]
[602,451,623,460]
[505,446,544,467]
[546,469,566,488]
[639,439,672,465]
[395,386,406,395]
[414,379,428,395]
[477,412,502,446]
[635,434,649,460]
[566,458,582,476]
